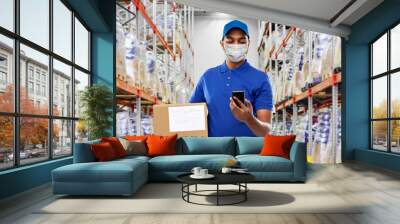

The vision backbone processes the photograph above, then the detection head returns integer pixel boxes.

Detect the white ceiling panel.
[176,0,384,38]
[223,0,352,21]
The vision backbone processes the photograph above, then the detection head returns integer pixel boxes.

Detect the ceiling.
[176,0,384,38]
[223,0,353,23]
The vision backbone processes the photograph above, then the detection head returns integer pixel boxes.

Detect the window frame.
[0,0,92,171]
[370,20,400,154]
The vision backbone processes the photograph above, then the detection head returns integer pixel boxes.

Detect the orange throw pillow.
[101,137,126,158]
[91,142,117,162]
[146,134,178,157]
[125,135,148,141]
[260,135,296,159]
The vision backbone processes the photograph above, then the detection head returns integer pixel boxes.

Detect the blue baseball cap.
[222,20,249,40]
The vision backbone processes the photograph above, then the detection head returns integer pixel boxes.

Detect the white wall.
[193,13,259,83]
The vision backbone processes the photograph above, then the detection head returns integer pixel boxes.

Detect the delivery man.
[189,20,273,137]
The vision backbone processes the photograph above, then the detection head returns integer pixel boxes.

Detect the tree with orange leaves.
[0,84,60,152]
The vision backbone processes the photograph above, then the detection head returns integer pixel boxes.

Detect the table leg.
[217,184,219,206]
[181,184,183,199]
[195,184,197,192]
[245,183,247,201]
[187,184,190,202]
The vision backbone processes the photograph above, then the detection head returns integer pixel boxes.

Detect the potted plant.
[79,84,113,140]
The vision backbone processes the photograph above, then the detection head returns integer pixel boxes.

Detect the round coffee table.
[177,172,255,206]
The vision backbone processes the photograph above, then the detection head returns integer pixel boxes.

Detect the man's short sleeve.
[189,76,206,103]
[253,75,273,111]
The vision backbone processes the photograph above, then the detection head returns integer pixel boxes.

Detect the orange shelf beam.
[273,27,296,59]
[257,22,269,53]
[275,73,342,111]
[132,0,176,61]
[183,31,194,56]
[117,79,161,105]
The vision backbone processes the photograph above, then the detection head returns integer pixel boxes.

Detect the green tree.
[79,84,113,140]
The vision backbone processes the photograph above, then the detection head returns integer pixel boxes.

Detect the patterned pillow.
[119,138,147,156]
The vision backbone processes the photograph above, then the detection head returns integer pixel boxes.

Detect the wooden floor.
[1,162,400,224]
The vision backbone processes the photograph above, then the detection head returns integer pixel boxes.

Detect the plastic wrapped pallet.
[124,32,139,85]
[116,17,127,79]
[311,33,332,85]
[333,36,342,71]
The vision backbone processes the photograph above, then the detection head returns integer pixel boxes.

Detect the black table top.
[177,172,255,185]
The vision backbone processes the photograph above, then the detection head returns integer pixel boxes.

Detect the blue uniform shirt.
[189,60,273,137]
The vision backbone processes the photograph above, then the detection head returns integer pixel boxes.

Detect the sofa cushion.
[149,154,235,172]
[260,135,296,159]
[115,155,150,164]
[147,134,178,157]
[73,139,100,163]
[235,137,264,155]
[91,142,118,161]
[101,137,127,158]
[125,135,148,141]
[177,137,236,155]
[236,155,293,172]
[119,138,147,156]
[52,158,147,183]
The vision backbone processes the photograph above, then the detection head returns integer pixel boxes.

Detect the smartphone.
[232,91,245,106]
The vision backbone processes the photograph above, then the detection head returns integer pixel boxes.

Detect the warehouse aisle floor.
[1,162,400,224]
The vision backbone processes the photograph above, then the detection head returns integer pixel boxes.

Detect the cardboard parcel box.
[153,103,208,137]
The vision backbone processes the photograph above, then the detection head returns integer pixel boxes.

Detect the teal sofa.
[52,137,306,196]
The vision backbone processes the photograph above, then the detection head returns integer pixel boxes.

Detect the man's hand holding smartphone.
[230,90,254,123]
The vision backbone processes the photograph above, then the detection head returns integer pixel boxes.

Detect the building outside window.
[0,71,6,85]
[0,54,6,66]
[35,83,40,95]
[28,81,34,94]
[35,70,40,81]
[0,54,7,90]
[28,66,34,80]
[41,73,46,83]
[0,0,91,170]
[41,85,46,97]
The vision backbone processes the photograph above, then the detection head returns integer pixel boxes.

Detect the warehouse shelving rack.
[258,21,342,164]
[116,0,195,135]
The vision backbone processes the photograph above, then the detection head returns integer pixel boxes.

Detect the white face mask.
[224,43,248,63]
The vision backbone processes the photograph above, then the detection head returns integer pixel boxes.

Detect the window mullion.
[71,10,76,155]
[13,0,20,167]
[370,45,373,149]
[387,30,391,152]
[48,0,54,160]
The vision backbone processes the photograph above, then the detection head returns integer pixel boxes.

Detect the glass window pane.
[74,18,89,70]
[53,0,72,60]
[20,0,49,49]
[20,44,49,115]
[372,33,387,76]
[0,0,14,31]
[372,76,387,119]
[53,119,72,157]
[0,116,14,170]
[53,59,72,117]
[391,24,400,70]
[0,35,14,113]
[391,120,400,153]
[391,72,400,118]
[372,121,388,151]
[75,120,88,143]
[20,117,49,165]
[74,69,89,118]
